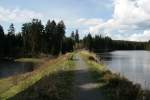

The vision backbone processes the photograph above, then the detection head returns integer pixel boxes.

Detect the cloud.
[127,30,150,41]
[77,0,150,41]
[77,18,103,26]
[0,6,44,23]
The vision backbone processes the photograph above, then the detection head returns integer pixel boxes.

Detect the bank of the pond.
[0,58,45,79]
[79,50,150,100]
[0,53,75,100]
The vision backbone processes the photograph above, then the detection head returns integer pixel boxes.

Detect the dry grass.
[0,53,75,100]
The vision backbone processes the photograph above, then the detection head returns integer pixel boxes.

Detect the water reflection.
[97,50,150,89]
[0,60,34,78]
[97,52,113,61]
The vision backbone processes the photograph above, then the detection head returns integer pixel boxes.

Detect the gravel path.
[73,54,106,100]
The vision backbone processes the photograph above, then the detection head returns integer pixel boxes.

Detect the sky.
[0,0,150,41]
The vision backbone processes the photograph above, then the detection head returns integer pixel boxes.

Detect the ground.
[1,51,148,100]
[73,54,106,100]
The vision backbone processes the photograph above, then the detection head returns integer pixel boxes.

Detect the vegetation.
[0,53,75,100]
[1,16,150,100]
[80,50,150,100]
[0,19,76,59]
[83,33,149,52]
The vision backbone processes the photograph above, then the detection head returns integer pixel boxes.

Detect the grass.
[79,50,150,100]
[15,58,42,63]
[0,53,75,100]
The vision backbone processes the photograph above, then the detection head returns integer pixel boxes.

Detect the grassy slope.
[15,58,42,63]
[79,50,150,100]
[0,53,75,100]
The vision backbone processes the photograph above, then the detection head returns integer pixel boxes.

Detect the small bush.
[88,56,97,62]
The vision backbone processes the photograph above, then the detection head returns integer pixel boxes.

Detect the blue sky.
[0,0,113,35]
[0,0,150,41]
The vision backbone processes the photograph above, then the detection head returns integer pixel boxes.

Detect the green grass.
[79,50,150,100]
[0,53,75,100]
[15,58,42,63]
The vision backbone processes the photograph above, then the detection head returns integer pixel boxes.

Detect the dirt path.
[73,54,106,100]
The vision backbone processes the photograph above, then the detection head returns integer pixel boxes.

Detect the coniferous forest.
[83,33,149,52]
[0,19,149,59]
[0,19,78,58]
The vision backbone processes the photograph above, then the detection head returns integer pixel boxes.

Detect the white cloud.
[77,0,150,41]
[127,30,150,41]
[0,6,44,23]
[77,18,103,26]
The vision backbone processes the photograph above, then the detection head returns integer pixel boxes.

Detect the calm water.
[98,50,150,89]
[0,61,34,78]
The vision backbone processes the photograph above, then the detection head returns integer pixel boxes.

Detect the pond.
[0,60,34,78]
[97,50,150,89]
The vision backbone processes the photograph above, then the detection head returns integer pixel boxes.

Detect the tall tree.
[22,23,32,55]
[22,19,44,56]
[7,23,16,57]
[62,37,74,53]
[84,33,93,51]
[71,31,75,40]
[75,29,79,43]
[8,23,15,35]
[52,20,65,55]
[30,19,44,55]
[45,20,56,53]
[0,25,5,57]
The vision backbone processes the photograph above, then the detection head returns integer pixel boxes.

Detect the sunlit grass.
[15,58,44,63]
[0,53,75,100]
[79,50,150,100]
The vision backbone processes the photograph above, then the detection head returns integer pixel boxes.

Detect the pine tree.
[0,25,5,57]
[7,23,16,57]
[75,29,79,43]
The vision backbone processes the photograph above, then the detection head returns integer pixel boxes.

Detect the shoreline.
[79,50,150,100]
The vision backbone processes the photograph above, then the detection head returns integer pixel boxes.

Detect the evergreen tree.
[7,23,16,57]
[75,29,79,43]
[22,23,32,55]
[84,33,93,51]
[0,25,5,57]
[52,20,65,55]
[30,19,44,55]
[62,37,74,53]
[71,31,75,40]
[45,20,56,53]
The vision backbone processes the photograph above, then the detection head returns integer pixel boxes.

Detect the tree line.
[1,19,149,58]
[83,33,149,52]
[0,19,79,58]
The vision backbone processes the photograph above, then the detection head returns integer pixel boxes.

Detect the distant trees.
[83,33,93,51]
[70,29,80,50]
[1,18,148,58]
[0,24,23,58]
[52,21,65,55]
[83,33,147,52]
[45,20,55,53]
[21,19,69,56]
[22,23,32,55]
[75,29,79,43]
[0,19,75,58]
[62,37,74,53]
[0,25,4,57]
[22,19,44,56]
[31,19,44,55]
[7,24,17,57]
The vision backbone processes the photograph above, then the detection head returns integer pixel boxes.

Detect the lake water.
[97,50,150,89]
[0,61,34,78]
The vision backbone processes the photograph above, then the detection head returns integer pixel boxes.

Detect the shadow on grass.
[8,63,150,100]
[9,69,107,100]
[9,70,75,100]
